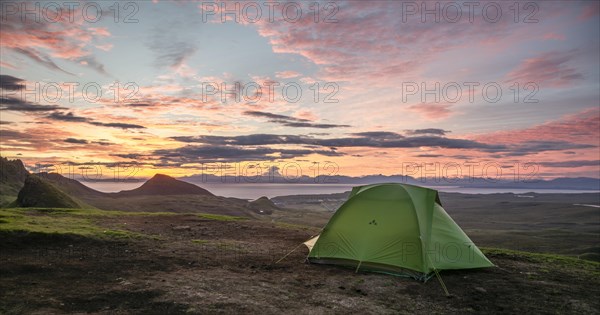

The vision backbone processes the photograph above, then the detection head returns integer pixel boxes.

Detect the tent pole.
[426,255,450,296]
[433,268,450,297]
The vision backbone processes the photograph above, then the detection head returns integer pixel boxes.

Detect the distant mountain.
[433,176,600,190]
[16,175,82,208]
[181,173,600,190]
[114,174,214,197]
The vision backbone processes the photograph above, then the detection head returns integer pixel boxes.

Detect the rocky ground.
[1,210,599,314]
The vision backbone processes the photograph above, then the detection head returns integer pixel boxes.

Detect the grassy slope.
[481,247,599,278]
[0,208,246,240]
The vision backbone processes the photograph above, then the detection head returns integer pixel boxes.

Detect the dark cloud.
[171,133,502,150]
[244,110,351,129]
[500,140,596,156]
[90,122,146,129]
[415,154,443,158]
[448,155,475,160]
[170,132,595,158]
[126,103,152,107]
[276,121,351,129]
[64,138,88,144]
[45,111,146,129]
[351,131,403,138]
[47,112,90,122]
[110,153,144,159]
[244,110,309,122]
[0,75,25,90]
[0,129,26,139]
[154,145,342,163]
[0,97,67,112]
[406,129,449,136]
[92,140,113,146]
[538,160,599,168]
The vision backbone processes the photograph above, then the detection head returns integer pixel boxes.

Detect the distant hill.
[31,172,254,216]
[0,157,29,206]
[16,175,82,208]
[114,174,214,197]
[37,172,105,197]
[246,196,279,215]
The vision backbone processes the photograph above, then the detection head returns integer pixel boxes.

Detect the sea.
[82,181,600,200]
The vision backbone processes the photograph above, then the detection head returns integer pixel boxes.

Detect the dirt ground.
[1,214,599,314]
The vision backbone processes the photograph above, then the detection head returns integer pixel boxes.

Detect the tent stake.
[355,261,362,273]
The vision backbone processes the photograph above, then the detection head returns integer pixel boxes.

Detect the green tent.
[305,183,493,281]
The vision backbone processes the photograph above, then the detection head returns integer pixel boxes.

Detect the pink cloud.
[0,6,110,74]
[275,71,301,79]
[408,103,453,121]
[506,50,583,88]
[474,107,600,146]
[294,110,318,121]
[0,61,17,70]
[88,27,111,37]
[95,43,114,52]
[580,2,600,20]
[236,1,553,92]
[542,32,566,41]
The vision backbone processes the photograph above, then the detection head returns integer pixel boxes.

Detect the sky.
[0,0,599,182]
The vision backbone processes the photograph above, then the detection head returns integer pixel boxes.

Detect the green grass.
[482,247,600,276]
[197,213,246,221]
[0,207,248,240]
[0,208,146,239]
[4,207,245,219]
[12,207,177,217]
[0,194,16,207]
